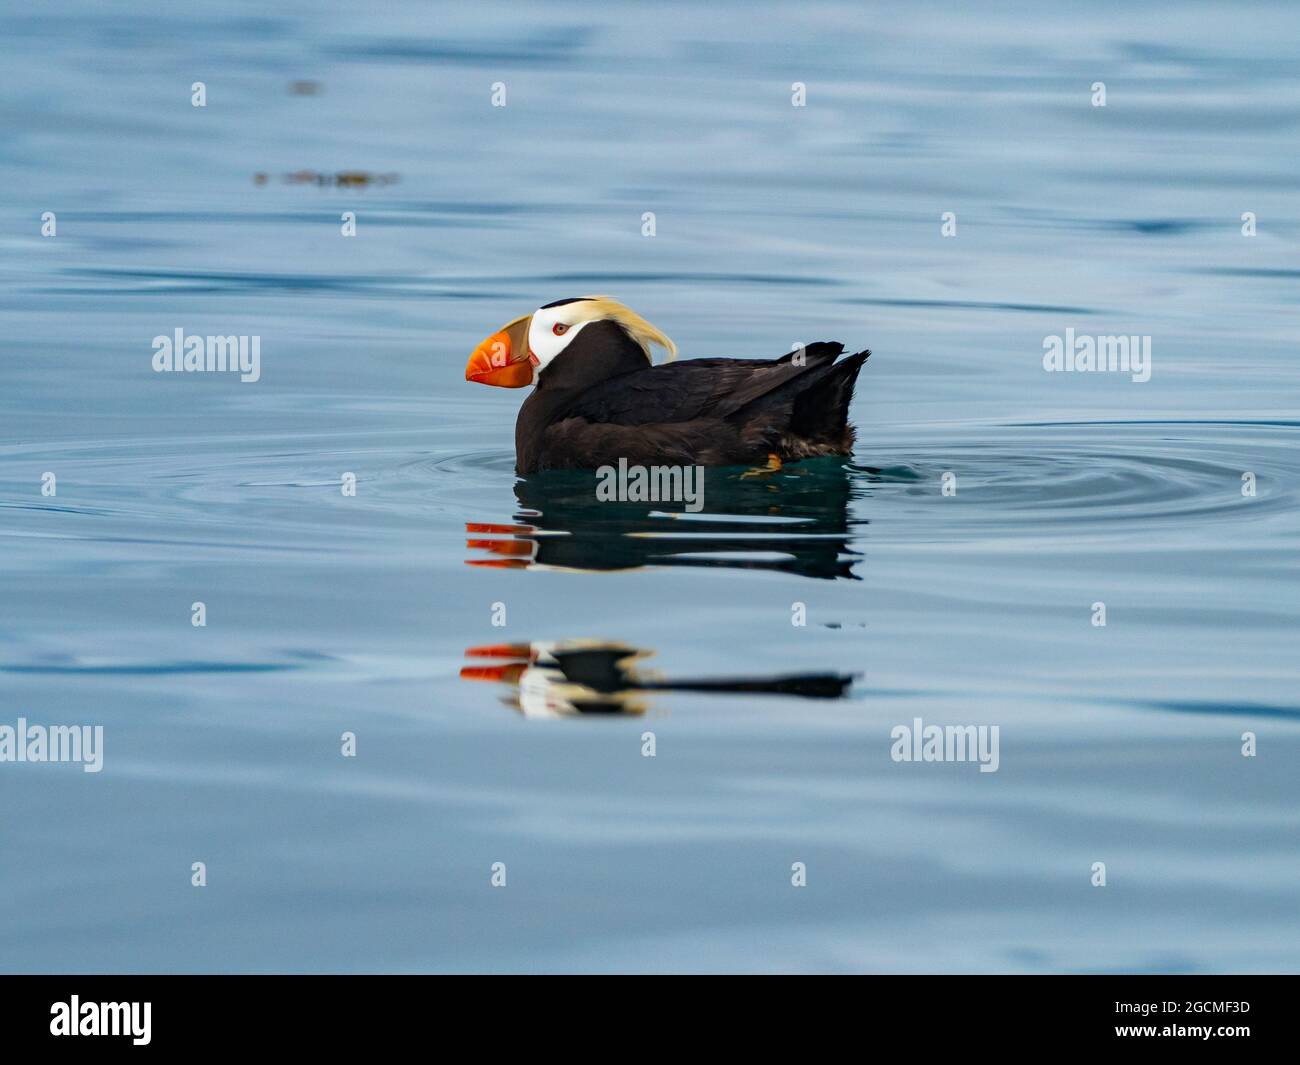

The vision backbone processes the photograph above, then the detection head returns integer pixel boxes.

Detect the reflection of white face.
[518,665,571,719]
[527,304,594,374]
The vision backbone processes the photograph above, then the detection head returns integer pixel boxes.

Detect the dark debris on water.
[252,170,400,188]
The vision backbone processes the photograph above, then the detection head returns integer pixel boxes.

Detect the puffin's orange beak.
[465,314,535,388]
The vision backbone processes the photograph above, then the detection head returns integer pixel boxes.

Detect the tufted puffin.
[464,296,870,475]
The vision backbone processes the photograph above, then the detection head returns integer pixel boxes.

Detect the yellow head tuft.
[572,296,677,363]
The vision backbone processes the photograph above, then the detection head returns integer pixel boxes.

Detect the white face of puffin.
[465,296,676,390]
[526,302,596,375]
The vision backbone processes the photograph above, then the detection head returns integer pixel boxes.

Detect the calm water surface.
[2,0,1298,972]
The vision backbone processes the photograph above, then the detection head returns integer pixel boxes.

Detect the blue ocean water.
[1,0,1298,972]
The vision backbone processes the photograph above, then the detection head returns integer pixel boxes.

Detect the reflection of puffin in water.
[460,640,855,719]
[466,455,866,580]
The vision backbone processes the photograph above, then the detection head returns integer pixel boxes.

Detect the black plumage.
[515,320,870,474]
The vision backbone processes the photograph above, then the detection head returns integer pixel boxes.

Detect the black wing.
[560,343,846,427]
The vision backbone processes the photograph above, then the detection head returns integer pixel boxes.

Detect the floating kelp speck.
[252,170,400,188]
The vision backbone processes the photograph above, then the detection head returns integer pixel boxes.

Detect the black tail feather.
[789,349,870,443]
[776,341,844,366]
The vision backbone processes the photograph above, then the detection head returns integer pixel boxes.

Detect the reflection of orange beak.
[460,663,528,683]
[460,642,535,682]
[465,314,535,387]
[464,642,535,661]
[466,538,533,557]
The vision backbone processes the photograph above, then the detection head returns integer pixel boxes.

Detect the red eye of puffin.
[552,323,568,336]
